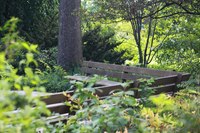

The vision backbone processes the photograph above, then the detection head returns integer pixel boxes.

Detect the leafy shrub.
[39,65,70,92]
[64,78,141,132]
[0,18,50,132]
[155,17,200,79]
[62,77,200,132]
[140,85,200,132]
[38,46,58,70]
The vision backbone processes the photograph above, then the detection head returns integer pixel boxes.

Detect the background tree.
[83,25,132,64]
[0,0,59,50]
[155,16,200,78]
[83,0,200,67]
[58,0,83,70]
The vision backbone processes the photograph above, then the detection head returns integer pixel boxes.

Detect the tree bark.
[58,0,83,70]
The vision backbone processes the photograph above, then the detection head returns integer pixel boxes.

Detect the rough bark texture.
[58,0,83,70]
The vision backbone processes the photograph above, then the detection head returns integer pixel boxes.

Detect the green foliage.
[38,47,58,69]
[30,0,59,50]
[0,18,50,132]
[0,2,199,132]
[83,25,132,64]
[0,0,59,50]
[64,78,140,132]
[39,65,70,93]
[60,76,200,132]
[137,78,155,99]
[0,18,38,73]
[156,17,200,77]
[141,85,200,132]
[82,0,200,67]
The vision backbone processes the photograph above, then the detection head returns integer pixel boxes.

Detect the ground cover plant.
[39,65,70,92]
[52,77,200,133]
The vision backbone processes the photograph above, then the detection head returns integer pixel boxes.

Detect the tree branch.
[153,11,200,19]
[147,26,172,64]
[173,1,200,15]
[141,2,175,19]
[144,17,152,66]
[147,19,157,63]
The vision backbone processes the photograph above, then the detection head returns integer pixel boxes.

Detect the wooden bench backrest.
[82,61,182,79]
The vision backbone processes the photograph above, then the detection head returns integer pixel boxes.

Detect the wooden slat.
[82,67,123,78]
[96,79,122,86]
[66,75,91,82]
[66,75,122,86]
[46,113,69,124]
[83,61,178,77]
[127,75,177,89]
[181,73,191,81]
[122,65,177,77]
[137,83,176,97]
[82,67,148,80]
[46,103,70,114]
[95,85,124,97]
[42,91,73,105]
[83,61,123,72]
[153,83,176,94]
[152,75,178,86]
[121,73,150,80]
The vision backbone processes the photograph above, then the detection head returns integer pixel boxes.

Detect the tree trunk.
[138,44,143,66]
[58,0,83,70]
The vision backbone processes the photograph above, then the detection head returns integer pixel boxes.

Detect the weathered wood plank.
[66,75,91,82]
[152,75,178,86]
[83,61,179,77]
[95,85,124,97]
[81,67,123,78]
[96,79,122,86]
[152,83,176,94]
[42,91,73,105]
[121,73,150,80]
[122,65,177,77]
[83,61,123,72]
[181,73,191,81]
[46,103,70,114]
[136,83,176,97]
[82,67,148,80]
[66,75,122,86]
[46,113,69,124]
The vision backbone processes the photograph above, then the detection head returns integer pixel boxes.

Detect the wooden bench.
[73,61,191,97]
[41,61,191,123]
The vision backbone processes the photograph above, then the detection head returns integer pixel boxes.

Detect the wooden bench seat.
[66,75,124,96]
[67,75,123,86]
